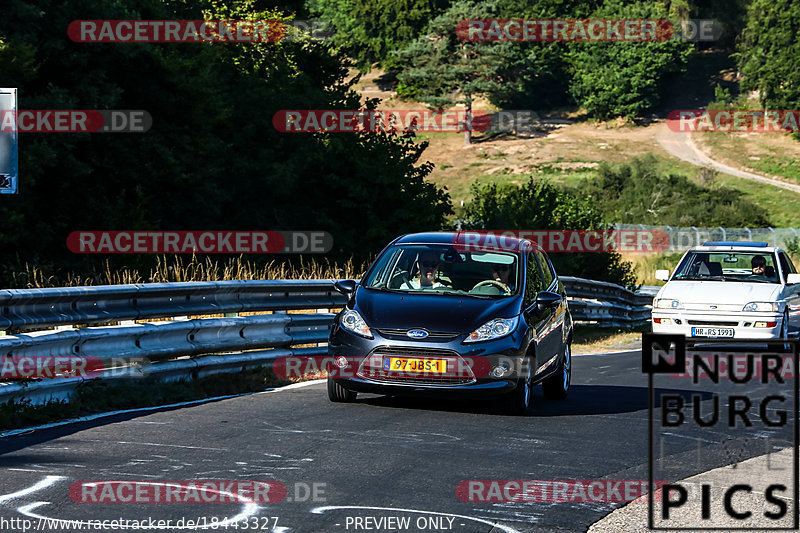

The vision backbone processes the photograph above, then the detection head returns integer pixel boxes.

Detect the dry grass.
[13,255,368,289]
[572,327,644,355]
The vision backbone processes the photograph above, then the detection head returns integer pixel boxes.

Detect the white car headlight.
[340,309,372,338]
[464,317,519,343]
[655,299,682,309]
[742,302,779,312]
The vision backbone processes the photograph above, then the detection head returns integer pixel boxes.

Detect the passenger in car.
[401,252,447,289]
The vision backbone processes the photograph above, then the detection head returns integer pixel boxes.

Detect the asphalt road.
[654,122,800,194]
[0,349,795,533]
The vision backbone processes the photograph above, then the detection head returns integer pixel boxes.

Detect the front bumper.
[327,323,528,396]
[651,310,783,339]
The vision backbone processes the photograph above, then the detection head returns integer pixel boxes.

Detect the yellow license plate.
[383,357,447,373]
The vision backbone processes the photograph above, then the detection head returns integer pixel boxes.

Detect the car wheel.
[327,377,357,402]
[543,342,571,400]
[768,312,790,352]
[504,357,533,416]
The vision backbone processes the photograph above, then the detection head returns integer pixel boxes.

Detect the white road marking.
[0,475,65,504]
[573,349,639,358]
[310,505,522,533]
[256,380,325,394]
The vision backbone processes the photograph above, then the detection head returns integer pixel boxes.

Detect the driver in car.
[751,255,767,275]
[490,263,513,291]
[401,252,446,289]
[751,255,776,279]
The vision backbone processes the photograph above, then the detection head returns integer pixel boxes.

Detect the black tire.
[504,357,534,416]
[767,312,790,352]
[327,377,357,402]
[543,342,571,400]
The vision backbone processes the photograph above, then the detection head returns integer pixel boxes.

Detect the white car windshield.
[362,244,520,297]
[672,251,780,283]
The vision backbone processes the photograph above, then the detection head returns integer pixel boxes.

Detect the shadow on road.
[355,385,712,417]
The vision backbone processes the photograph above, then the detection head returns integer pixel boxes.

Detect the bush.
[461,177,637,289]
[577,155,772,227]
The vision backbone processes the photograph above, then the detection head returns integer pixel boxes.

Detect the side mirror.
[786,273,800,285]
[334,279,357,296]
[526,291,562,317]
[655,270,670,282]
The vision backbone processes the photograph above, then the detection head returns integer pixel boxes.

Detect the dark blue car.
[327,232,573,415]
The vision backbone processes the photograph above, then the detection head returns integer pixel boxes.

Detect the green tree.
[395,0,515,145]
[309,0,450,71]
[0,0,451,282]
[737,0,800,109]
[566,0,693,119]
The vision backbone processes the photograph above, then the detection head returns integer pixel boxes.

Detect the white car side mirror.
[787,273,800,285]
[655,270,670,282]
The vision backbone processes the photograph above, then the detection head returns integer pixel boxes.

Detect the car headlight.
[742,302,779,312]
[464,317,519,343]
[340,309,372,338]
[655,299,682,309]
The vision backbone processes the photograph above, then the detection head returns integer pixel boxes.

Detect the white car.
[652,241,800,341]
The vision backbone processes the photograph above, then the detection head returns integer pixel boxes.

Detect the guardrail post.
[664,225,673,252]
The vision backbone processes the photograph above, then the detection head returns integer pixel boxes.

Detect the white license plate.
[691,327,734,338]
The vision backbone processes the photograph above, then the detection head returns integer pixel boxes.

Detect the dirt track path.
[654,122,800,193]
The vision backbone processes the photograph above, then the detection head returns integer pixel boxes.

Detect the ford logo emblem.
[710,305,717,309]
[407,329,429,339]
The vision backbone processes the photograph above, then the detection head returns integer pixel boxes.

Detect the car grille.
[688,320,738,326]
[374,328,460,341]
[357,346,475,385]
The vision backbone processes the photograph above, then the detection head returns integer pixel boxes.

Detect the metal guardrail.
[561,276,654,328]
[0,278,653,407]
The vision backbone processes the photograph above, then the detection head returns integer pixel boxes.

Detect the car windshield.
[672,251,780,283]
[362,244,520,298]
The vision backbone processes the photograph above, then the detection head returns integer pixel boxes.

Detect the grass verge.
[572,325,646,355]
